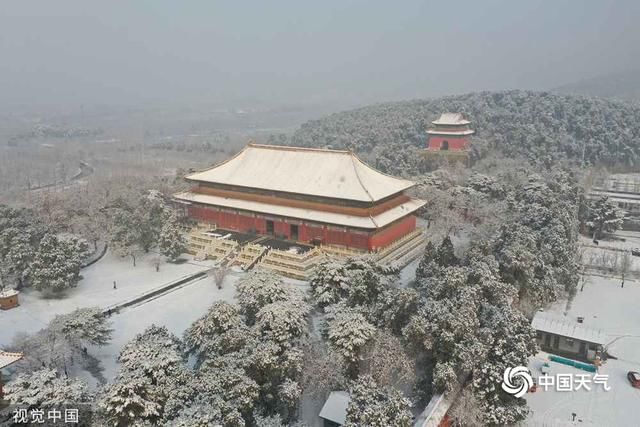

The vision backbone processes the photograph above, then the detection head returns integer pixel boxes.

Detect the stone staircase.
[187,229,239,262]
[233,243,269,270]
[258,247,325,280]
[375,228,426,267]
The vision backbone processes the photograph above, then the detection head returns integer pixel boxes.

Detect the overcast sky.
[1,0,639,111]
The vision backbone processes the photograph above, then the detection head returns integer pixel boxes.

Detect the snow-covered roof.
[431,113,470,126]
[426,129,475,136]
[319,391,350,425]
[174,191,426,229]
[186,144,415,203]
[588,190,640,203]
[532,312,607,345]
[0,289,18,298]
[0,350,23,369]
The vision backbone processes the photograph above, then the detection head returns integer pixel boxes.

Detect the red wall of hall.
[187,205,415,251]
[369,215,416,250]
[428,136,470,151]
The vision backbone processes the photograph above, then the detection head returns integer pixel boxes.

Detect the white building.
[532,312,606,361]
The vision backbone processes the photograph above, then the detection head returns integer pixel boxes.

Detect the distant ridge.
[553,70,640,102]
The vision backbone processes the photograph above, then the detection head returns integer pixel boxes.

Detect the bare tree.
[576,247,589,292]
[448,386,484,427]
[618,251,632,288]
[300,342,347,401]
[212,267,229,289]
[360,331,415,389]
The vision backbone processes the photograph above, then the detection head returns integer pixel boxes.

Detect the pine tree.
[99,325,191,426]
[108,207,142,266]
[309,256,398,309]
[50,307,114,346]
[309,259,351,307]
[5,368,91,407]
[159,213,186,261]
[415,241,436,280]
[585,195,626,239]
[236,269,291,323]
[326,307,377,376]
[184,301,244,356]
[435,236,457,266]
[255,299,311,345]
[30,234,87,294]
[344,375,412,427]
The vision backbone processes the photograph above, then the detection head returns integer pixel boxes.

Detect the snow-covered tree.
[106,191,169,265]
[300,343,348,400]
[492,221,567,308]
[167,397,224,427]
[99,325,190,426]
[471,308,537,425]
[467,172,505,198]
[108,206,143,266]
[344,257,398,307]
[371,288,419,334]
[184,301,245,357]
[310,256,398,309]
[344,375,412,427]
[448,386,484,427]
[326,307,377,376]
[253,412,286,427]
[99,371,164,426]
[50,307,114,346]
[435,235,457,266]
[158,213,186,261]
[255,299,311,345]
[193,366,259,423]
[407,236,539,421]
[137,190,167,253]
[309,258,351,307]
[4,233,34,287]
[585,195,625,238]
[5,368,91,407]
[415,241,436,280]
[0,206,47,288]
[236,269,292,323]
[118,325,185,384]
[277,378,302,419]
[361,331,415,388]
[30,233,88,294]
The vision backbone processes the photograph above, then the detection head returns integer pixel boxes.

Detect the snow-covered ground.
[90,270,239,380]
[0,249,241,386]
[580,231,640,272]
[0,250,217,347]
[525,270,640,425]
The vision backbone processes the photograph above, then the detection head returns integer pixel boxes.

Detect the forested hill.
[291,90,640,173]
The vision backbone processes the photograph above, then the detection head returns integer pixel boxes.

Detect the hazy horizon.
[2,1,640,114]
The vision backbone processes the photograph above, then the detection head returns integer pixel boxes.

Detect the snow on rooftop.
[425,128,475,136]
[532,312,607,345]
[174,191,426,229]
[431,113,470,126]
[0,289,19,298]
[185,143,415,203]
[526,259,640,426]
[0,350,23,369]
[319,391,350,425]
[588,189,640,203]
